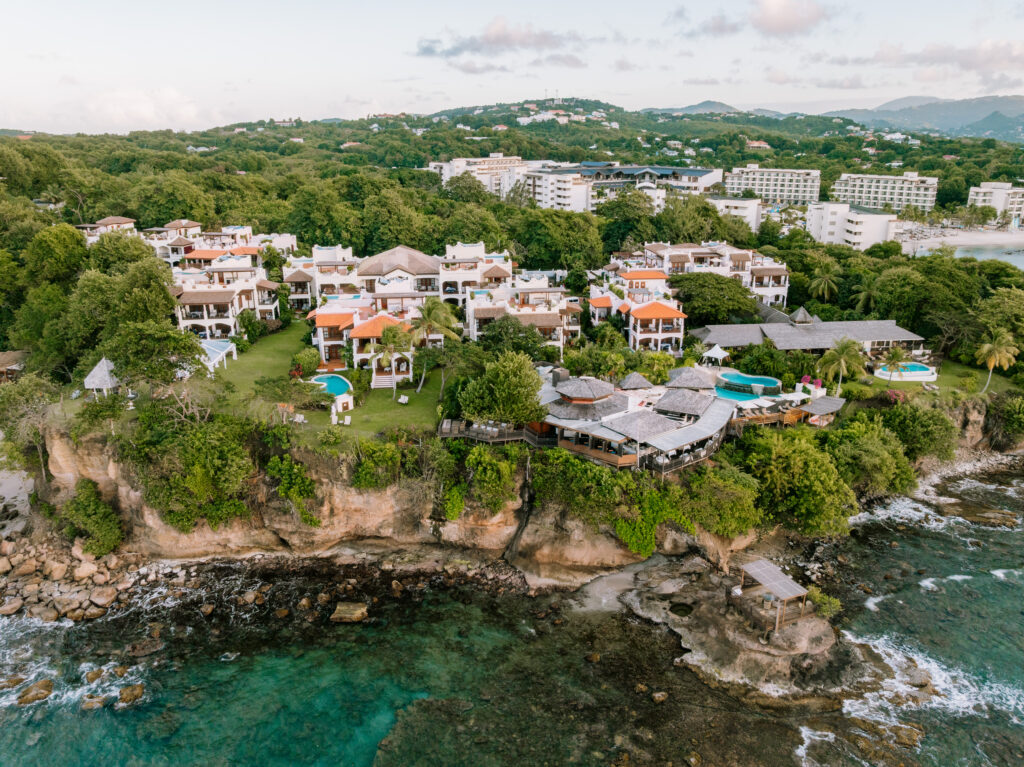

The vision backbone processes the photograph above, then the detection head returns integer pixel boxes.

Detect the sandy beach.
[901,228,1024,254]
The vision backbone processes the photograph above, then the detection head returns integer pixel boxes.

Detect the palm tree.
[975,328,1019,394]
[809,260,841,303]
[851,273,880,314]
[410,297,461,392]
[368,325,413,400]
[882,346,911,384]
[818,337,865,396]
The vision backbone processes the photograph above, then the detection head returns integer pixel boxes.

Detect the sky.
[2,0,1024,133]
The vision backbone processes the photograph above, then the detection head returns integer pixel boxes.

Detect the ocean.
[2,465,1024,766]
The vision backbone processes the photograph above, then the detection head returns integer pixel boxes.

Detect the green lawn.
[848,359,1019,397]
[213,323,440,441]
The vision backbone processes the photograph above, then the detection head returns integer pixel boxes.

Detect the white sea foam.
[918,578,940,591]
[851,496,961,532]
[865,595,887,612]
[843,632,1024,725]
[946,574,973,582]
[794,727,835,767]
[992,568,1023,581]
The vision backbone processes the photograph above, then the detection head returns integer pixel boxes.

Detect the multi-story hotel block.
[968,182,1024,227]
[723,164,821,204]
[830,171,938,212]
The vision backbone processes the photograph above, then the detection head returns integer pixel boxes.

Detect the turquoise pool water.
[878,362,932,373]
[311,374,351,396]
[714,387,760,401]
[720,371,781,387]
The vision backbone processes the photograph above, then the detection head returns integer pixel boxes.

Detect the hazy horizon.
[2,0,1023,133]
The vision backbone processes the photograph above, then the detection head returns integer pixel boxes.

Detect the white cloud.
[447,60,509,75]
[416,17,584,58]
[530,54,587,69]
[693,13,744,37]
[750,0,826,37]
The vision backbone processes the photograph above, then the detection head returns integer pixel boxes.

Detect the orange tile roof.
[186,249,227,260]
[629,302,687,320]
[349,315,411,339]
[316,312,356,330]
[589,296,612,308]
[620,270,668,280]
[617,303,631,314]
[230,247,260,256]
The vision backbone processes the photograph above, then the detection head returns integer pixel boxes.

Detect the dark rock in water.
[238,591,257,605]
[85,669,103,684]
[200,604,215,616]
[90,586,118,608]
[585,652,601,663]
[118,684,145,706]
[113,666,129,678]
[83,606,107,620]
[17,679,53,705]
[128,638,165,657]
[274,608,290,619]
[330,602,368,623]
[1,675,26,690]
[651,691,668,703]
[81,694,108,711]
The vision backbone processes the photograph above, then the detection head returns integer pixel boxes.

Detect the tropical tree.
[809,260,841,303]
[818,337,865,396]
[851,272,881,314]
[410,297,461,392]
[459,351,546,425]
[368,325,412,400]
[882,346,911,383]
[975,328,1019,394]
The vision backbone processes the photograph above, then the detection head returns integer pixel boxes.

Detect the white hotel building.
[968,182,1024,227]
[830,171,938,212]
[723,164,821,204]
[806,202,903,251]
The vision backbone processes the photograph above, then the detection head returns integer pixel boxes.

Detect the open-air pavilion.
[738,558,808,632]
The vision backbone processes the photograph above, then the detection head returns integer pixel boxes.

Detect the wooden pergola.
[739,558,808,632]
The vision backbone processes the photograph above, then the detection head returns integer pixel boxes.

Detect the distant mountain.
[824,95,1024,140]
[748,108,787,118]
[873,96,946,112]
[643,101,739,115]
[959,111,1024,141]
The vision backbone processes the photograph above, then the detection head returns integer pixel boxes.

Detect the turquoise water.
[917,244,1024,269]
[878,362,933,373]
[4,467,1024,765]
[720,371,781,388]
[714,386,760,401]
[311,374,351,396]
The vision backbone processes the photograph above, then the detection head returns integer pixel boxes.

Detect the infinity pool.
[719,371,781,387]
[714,387,760,401]
[877,362,931,373]
[311,374,352,396]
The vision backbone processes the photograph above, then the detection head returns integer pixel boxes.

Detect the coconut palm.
[851,273,880,314]
[975,328,1019,394]
[809,260,841,303]
[410,297,461,392]
[368,325,413,400]
[882,346,911,384]
[818,337,865,397]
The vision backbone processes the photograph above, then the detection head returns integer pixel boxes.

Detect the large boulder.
[330,602,368,623]
[17,679,53,705]
[0,598,24,616]
[89,587,118,608]
[73,561,98,580]
[118,684,145,706]
[0,556,11,574]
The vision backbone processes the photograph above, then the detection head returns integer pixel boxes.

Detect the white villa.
[171,253,280,339]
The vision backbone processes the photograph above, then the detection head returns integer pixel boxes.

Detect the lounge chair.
[398,395,409,405]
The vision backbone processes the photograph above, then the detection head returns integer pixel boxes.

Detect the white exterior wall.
[807,202,899,250]
[723,164,821,204]
[831,171,938,212]
[708,197,763,231]
[968,182,1024,227]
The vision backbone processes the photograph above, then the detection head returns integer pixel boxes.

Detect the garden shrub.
[292,347,321,377]
[351,440,401,489]
[58,479,124,556]
[807,586,842,619]
[267,455,320,526]
[465,445,516,513]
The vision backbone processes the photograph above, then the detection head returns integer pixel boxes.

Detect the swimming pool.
[873,361,937,382]
[714,387,760,402]
[717,370,783,396]
[311,374,352,396]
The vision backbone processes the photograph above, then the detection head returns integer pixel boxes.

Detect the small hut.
[739,559,808,632]
[84,357,120,397]
[617,371,653,391]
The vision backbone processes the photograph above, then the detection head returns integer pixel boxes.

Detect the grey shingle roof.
[790,306,814,324]
[357,246,440,276]
[691,324,767,348]
[761,321,922,351]
[667,367,716,389]
[654,389,716,417]
[645,398,737,451]
[617,371,653,390]
[555,376,614,401]
[84,358,120,391]
[546,392,628,421]
[603,410,680,442]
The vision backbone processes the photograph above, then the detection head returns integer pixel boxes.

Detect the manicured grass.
[344,373,442,439]
[213,324,440,440]
[215,322,307,402]
[847,359,1019,397]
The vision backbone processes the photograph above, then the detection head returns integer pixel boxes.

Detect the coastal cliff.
[41,429,735,587]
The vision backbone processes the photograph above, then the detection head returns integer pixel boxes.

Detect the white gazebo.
[700,344,730,365]
[84,357,120,397]
[201,339,238,373]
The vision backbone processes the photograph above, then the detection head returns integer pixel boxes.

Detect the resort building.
[640,242,790,307]
[625,300,687,355]
[723,165,821,204]
[427,153,528,197]
[830,171,938,212]
[692,305,925,355]
[805,202,904,250]
[707,196,764,232]
[968,182,1024,228]
[170,253,280,339]
[464,281,582,356]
